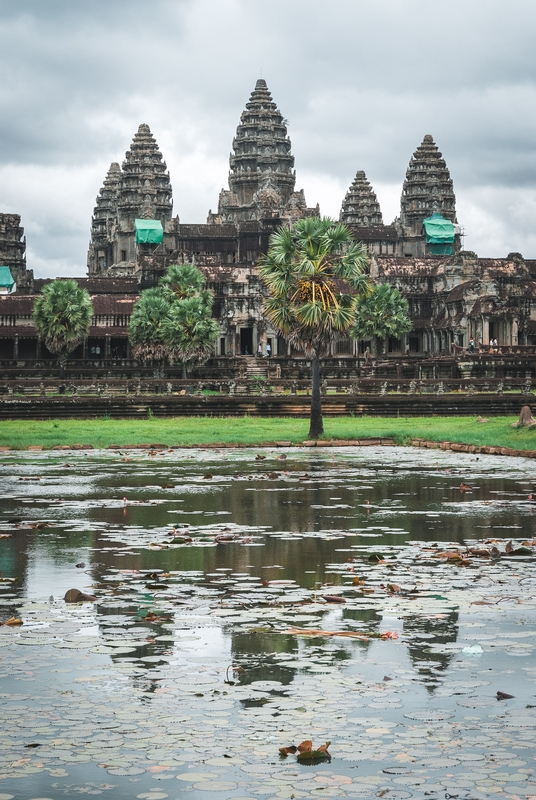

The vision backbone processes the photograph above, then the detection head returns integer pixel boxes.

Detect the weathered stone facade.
[1,79,535,369]
[87,124,173,278]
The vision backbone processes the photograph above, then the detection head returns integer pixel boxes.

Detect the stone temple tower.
[88,124,173,276]
[393,134,459,256]
[399,134,457,236]
[208,79,315,225]
[339,171,383,226]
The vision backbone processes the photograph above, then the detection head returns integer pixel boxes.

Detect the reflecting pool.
[0,446,535,799]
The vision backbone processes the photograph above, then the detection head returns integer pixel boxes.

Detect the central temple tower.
[208,79,316,224]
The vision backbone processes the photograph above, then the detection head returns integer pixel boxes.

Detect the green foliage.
[351,284,412,346]
[162,296,219,372]
[33,279,93,360]
[259,217,370,356]
[128,288,171,364]
[259,217,370,437]
[159,264,206,302]
[129,264,218,377]
[1,416,535,451]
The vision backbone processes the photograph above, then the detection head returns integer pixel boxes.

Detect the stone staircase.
[243,357,269,379]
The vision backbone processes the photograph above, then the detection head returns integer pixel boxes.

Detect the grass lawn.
[0,415,535,451]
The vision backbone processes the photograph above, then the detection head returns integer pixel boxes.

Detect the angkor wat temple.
[1,79,535,378]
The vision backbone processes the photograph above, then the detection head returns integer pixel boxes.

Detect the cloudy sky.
[1,0,536,278]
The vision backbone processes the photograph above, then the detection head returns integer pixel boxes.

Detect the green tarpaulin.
[429,243,453,255]
[0,266,15,291]
[423,213,455,244]
[134,219,164,245]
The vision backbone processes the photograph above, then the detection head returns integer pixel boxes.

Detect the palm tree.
[128,288,171,377]
[259,217,370,438]
[159,264,207,302]
[33,279,93,378]
[163,296,220,378]
[350,283,412,358]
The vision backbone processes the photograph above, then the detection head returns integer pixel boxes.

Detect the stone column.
[512,318,518,346]
[13,335,18,359]
[105,335,111,358]
[482,316,489,346]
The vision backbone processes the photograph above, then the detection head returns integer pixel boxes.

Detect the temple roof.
[210,79,311,224]
[399,134,457,234]
[340,171,383,226]
[118,124,173,225]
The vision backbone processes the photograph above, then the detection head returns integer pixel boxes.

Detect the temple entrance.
[240,328,253,356]
[18,338,37,359]
[111,338,128,359]
[0,338,14,359]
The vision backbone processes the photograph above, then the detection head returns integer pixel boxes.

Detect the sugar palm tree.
[33,279,93,378]
[259,217,370,438]
[350,283,412,357]
[128,288,171,377]
[163,296,220,378]
[159,264,211,305]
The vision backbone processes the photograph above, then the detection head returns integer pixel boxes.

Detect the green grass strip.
[0,416,535,451]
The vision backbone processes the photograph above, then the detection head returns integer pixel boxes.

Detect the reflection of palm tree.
[231,632,297,686]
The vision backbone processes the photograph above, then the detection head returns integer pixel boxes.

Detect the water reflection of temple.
[403,610,460,692]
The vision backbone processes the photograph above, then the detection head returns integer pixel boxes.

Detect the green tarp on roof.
[134,219,164,245]
[429,243,453,255]
[423,213,455,244]
[0,266,15,291]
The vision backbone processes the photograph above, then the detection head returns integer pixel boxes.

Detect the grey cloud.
[1,0,536,276]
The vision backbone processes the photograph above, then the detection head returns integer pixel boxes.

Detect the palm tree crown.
[163,296,220,376]
[259,217,370,355]
[33,279,93,358]
[350,283,412,348]
[128,288,171,364]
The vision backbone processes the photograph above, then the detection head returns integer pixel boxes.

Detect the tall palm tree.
[259,217,370,438]
[128,288,171,377]
[163,296,220,378]
[33,279,93,378]
[350,283,412,357]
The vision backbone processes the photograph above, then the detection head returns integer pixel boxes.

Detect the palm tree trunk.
[181,363,187,379]
[58,355,66,380]
[309,349,323,438]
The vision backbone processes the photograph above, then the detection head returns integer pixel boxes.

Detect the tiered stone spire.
[339,171,383,226]
[399,134,457,235]
[90,162,121,239]
[117,124,173,227]
[87,125,173,275]
[208,79,309,224]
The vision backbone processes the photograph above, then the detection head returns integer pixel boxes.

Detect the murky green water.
[1,446,535,799]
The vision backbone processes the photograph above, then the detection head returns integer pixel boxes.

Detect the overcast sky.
[1,0,536,278]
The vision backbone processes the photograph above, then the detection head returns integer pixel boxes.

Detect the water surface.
[1,446,535,799]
